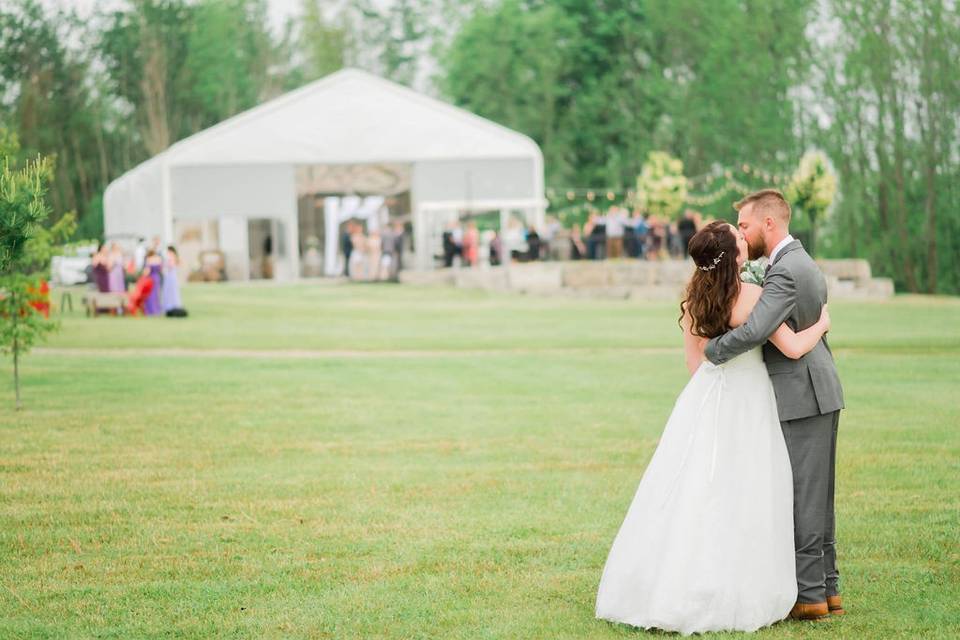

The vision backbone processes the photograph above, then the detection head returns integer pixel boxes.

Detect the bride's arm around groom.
[704,264,798,365]
[682,286,830,377]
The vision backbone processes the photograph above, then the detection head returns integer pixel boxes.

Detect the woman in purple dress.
[108,242,126,292]
[162,246,183,313]
[92,243,111,293]
[142,250,163,316]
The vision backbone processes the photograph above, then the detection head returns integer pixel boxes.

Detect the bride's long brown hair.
[678,221,741,338]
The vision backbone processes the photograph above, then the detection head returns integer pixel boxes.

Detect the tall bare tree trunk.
[140,25,171,155]
[12,293,21,411]
[94,109,110,186]
[891,93,919,291]
[71,134,92,209]
[57,146,79,214]
[917,13,940,294]
[920,103,938,293]
[13,337,20,411]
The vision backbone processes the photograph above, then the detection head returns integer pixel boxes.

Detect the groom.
[704,189,845,621]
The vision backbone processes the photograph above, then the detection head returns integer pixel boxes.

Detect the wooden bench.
[82,292,128,317]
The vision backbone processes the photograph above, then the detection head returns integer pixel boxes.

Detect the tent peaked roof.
[163,68,541,167]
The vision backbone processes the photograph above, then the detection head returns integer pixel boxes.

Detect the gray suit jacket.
[704,239,844,422]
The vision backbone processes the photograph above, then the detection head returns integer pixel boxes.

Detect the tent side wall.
[410,156,546,270]
[169,165,294,219]
[170,164,299,280]
[103,156,166,242]
[412,158,538,205]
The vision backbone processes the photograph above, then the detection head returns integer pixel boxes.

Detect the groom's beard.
[747,236,766,261]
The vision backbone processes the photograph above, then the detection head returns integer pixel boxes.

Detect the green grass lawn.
[2,283,958,639]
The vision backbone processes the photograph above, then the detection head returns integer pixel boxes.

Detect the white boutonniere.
[740,259,766,286]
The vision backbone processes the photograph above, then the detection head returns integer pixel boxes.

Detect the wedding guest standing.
[463,221,479,267]
[631,209,649,259]
[392,221,405,275]
[341,222,355,277]
[133,237,148,272]
[668,221,685,257]
[542,216,561,260]
[489,231,502,266]
[588,211,607,260]
[162,246,183,314]
[349,225,367,279]
[108,242,126,292]
[504,218,525,263]
[143,250,163,316]
[647,215,664,259]
[261,233,274,279]
[451,222,464,263]
[442,222,458,267]
[678,209,699,256]
[570,224,587,260]
[606,206,626,258]
[92,243,111,293]
[526,227,541,261]
[366,231,382,281]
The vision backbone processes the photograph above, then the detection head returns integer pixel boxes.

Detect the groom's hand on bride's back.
[819,304,831,333]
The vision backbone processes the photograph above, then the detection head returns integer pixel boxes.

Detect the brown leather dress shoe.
[827,595,845,615]
[789,601,830,620]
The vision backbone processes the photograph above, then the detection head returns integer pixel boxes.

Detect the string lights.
[546,162,792,210]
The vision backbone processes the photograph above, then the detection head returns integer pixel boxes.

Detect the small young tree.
[785,150,838,257]
[634,151,688,220]
[0,129,75,409]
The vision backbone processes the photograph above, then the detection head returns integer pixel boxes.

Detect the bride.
[595,221,832,635]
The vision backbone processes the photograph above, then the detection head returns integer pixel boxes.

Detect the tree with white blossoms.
[635,151,688,219]
[0,129,75,410]
[785,150,838,257]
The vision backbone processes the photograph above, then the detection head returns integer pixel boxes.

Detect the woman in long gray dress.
[162,245,182,313]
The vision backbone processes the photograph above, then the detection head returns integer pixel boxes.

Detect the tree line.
[1,0,956,293]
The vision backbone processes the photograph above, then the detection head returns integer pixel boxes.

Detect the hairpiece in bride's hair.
[698,251,725,271]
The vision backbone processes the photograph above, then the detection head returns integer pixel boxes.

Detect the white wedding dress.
[596,346,797,635]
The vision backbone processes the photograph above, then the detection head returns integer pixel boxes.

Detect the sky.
[44,0,440,93]
[44,0,305,35]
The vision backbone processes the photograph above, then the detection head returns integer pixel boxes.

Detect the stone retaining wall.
[400,259,895,300]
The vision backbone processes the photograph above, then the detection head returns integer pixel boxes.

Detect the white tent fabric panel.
[103,155,165,240]
[412,158,538,205]
[170,165,295,219]
[163,70,539,167]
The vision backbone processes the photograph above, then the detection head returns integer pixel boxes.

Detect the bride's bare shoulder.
[739,282,763,299]
[731,282,762,327]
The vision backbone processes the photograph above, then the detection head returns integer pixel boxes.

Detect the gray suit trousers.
[781,410,841,603]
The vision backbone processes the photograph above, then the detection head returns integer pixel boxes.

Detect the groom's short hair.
[734,189,791,225]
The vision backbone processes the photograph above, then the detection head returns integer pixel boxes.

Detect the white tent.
[103,68,546,280]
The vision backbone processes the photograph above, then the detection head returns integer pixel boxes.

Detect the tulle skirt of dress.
[595,347,797,635]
